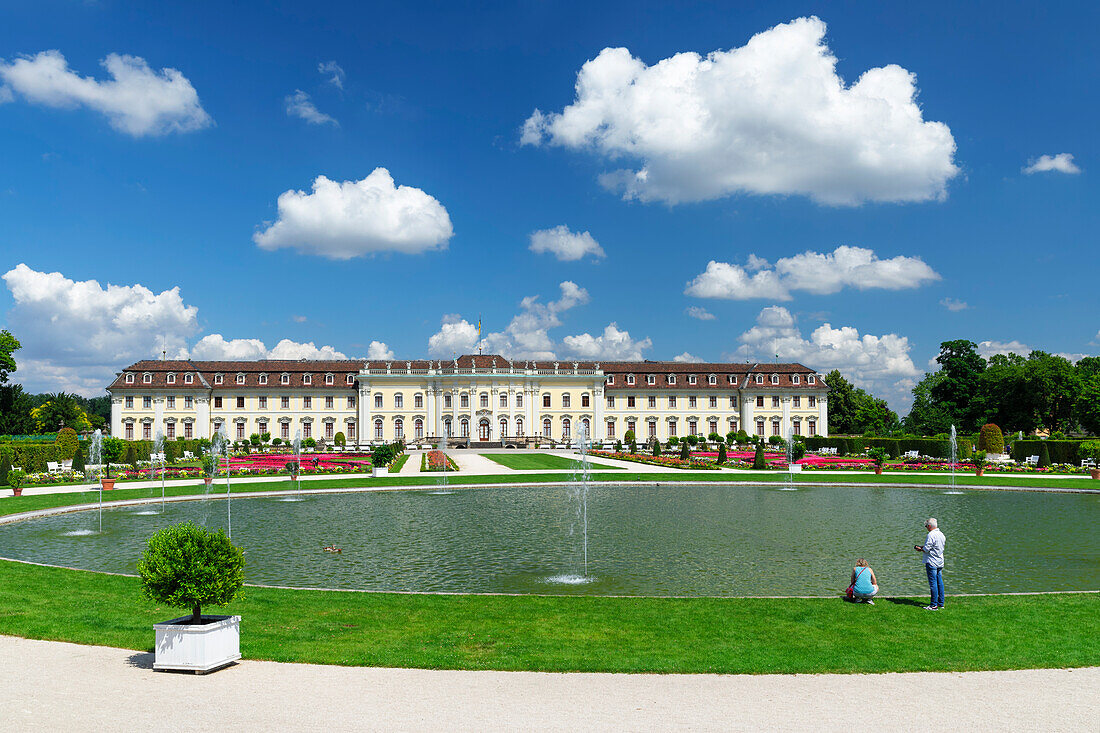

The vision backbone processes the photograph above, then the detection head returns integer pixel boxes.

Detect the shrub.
[791,441,806,462]
[54,428,79,459]
[623,429,636,444]
[629,439,637,454]
[334,431,346,448]
[735,430,749,444]
[123,443,137,468]
[680,440,690,460]
[284,460,300,475]
[685,434,698,446]
[768,435,784,446]
[272,438,282,446]
[1079,440,1100,464]
[977,424,1005,454]
[7,468,26,490]
[973,450,987,471]
[303,437,317,449]
[717,443,727,464]
[726,431,737,445]
[868,447,886,468]
[102,437,125,478]
[708,432,722,443]
[1051,431,1067,441]
[260,432,271,444]
[751,442,766,470]
[614,440,622,452]
[137,521,245,625]
[1037,442,1051,468]
[0,454,9,487]
[71,444,85,473]
[651,439,661,457]
[249,433,261,447]
[668,436,679,446]
[1011,440,1082,465]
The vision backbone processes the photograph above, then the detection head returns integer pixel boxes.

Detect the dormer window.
[214,374,223,385]
[708,375,717,385]
[143,373,152,384]
[688,375,697,385]
[281,373,290,385]
[808,375,816,385]
[303,374,312,385]
[771,374,780,385]
[646,374,655,385]
[792,375,800,385]
[346,374,354,384]
[669,374,677,385]
[184,374,193,384]
[236,373,245,385]
[259,374,268,385]
[606,375,615,385]
[626,374,635,385]
[167,373,176,384]
[125,373,134,384]
[728,375,736,385]
[325,373,334,385]
[755,374,763,384]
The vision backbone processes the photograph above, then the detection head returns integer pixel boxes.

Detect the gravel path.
[1,635,1095,731]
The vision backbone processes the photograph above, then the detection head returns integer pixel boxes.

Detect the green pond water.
[0,484,1097,596]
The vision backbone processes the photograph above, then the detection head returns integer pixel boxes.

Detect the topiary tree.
[791,441,806,462]
[1037,441,1051,468]
[752,441,767,469]
[249,433,261,448]
[977,424,1005,454]
[768,434,784,446]
[717,442,727,464]
[708,432,722,444]
[123,442,137,469]
[629,439,637,454]
[138,521,245,625]
[102,436,125,478]
[680,440,690,460]
[272,437,282,446]
[735,430,749,444]
[623,429,636,445]
[726,431,737,445]
[668,436,679,446]
[614,439,623,453]
[54,427,79,460]
[334,431,346,448]
[71,444,85,473]
[651,439,661,456]
[303,437,316,449]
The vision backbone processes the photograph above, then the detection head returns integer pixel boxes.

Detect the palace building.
[107,355,830,446]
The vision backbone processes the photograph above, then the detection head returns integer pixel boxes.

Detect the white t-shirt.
[922,528,946,568]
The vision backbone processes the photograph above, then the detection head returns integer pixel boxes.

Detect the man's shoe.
[923,605,939,610]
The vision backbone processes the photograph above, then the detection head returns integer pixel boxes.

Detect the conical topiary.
[717,443,727,464]
[752,441,767,470]
[71,444,85,473]
[1037,441,1051,468]
[680,440,689,460]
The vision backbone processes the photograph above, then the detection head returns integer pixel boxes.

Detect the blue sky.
[0,1,1095,411]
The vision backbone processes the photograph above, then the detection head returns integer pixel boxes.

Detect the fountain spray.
[949,424,958,492]
[89,429,103,533]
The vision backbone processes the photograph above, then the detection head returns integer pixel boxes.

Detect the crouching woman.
[849,559,879,604]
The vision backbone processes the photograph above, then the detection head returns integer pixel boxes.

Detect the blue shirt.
[853,566,874,594]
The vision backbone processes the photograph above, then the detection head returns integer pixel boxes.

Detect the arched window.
[444,393,452,408]
[443,417,452,437]
[755,374,763,384]
[771,374,779,385]
[394,393,404,409]
[500,418,508,437]
[460,393,469,408]
[460,418,470,437]
[414,393,423,409]
[143,373,152,384]
[303,374,312,385]
[516,417,524,436]
[480,392,489,408]
[394,419,404,439]
[167,373,176,384]
[184,374,193,384]
[125,373,134,384]
[499,393,507,408]
[771,419,781,436]
[562,393,571,408]
[581,418,590,438]
[414,418,424,439]
[374,419,383,439]
[562,418,571,439]
[542,418,552,437]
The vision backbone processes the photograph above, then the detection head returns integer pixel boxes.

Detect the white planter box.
[788,464,803,473]
[372,466,387,478]
[153,614,240,673]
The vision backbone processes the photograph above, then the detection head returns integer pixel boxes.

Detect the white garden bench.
[1080,458,1095,469]
[903,450,920,459]
[820,447,838,456]
[61,459,72,471]
[182,451,194,459]
[46,461,62,473]
[1025,455,1039,466]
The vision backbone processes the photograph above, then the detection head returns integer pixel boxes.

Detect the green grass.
[388,453,410,473]
[0,559,1095,673]
[480,452,623,471]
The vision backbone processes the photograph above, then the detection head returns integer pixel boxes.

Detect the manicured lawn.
[388,454,410,473]
[480,453,623,471]
[0,559,1095,673]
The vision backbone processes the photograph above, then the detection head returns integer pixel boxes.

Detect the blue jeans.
[925,563,945,607]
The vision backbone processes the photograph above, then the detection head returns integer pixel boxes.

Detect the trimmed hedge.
[1011,440,1082,465]
[0,443,64,473]
[803,436,957,458]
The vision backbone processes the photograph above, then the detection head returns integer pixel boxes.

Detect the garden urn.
[1091,468,1100,480]
[101,478,116,491]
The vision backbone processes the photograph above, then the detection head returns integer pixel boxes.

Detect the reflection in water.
[0,484,1096,597]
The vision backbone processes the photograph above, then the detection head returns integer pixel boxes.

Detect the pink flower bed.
[690,451,874,467]
[226,452,371,470]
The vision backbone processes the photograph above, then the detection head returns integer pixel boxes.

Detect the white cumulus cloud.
[254,168,454,259]
[2,263,200,394]
[686,246,939,300]
[976,340,1031,359]
[562,323,652,361]
[522,16,957,206]
[1023,153,1080,175]
[189,335,347,360]
[529,225,605,261]
[673,351,703,362]
[0,50,211,136]
[366,340,395,360]
[940,297,969,312]
[734,306,918,405]
[685,306,716,321]
[285,89,337,126]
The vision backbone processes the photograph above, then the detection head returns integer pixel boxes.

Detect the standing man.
[915,518,946,610]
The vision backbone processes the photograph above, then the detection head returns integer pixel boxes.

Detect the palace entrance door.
[478,419,491,441]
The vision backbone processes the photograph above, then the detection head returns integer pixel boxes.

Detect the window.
[771,396,779,408]
[809,396,817,408]
[499,393,507,408]
[688,375,697,385]
[648,421,656,438]
[689,420,698,436]
[627,420,636,435]
[728,375,736,385]
[648,396,656,408]
[808,420,817,436]
[543,393,551,408]
[325,396,334,409]
[793,419,801,435]
[500,418,508,438]
[756,419,765,436]
[516,394,523,408]
[347,422,355,439]
[646,374,655,385]
[729,419,737,433]
[708,375,716,385]
[258,420,268,435]
[607,421,615,438]
[626,375,635,385]
[281,373,290,385]
[607,396,615,408]
[792,375,800,385]
[756,396,764,407]
[394,394,403,409]
[375,419,384,439]
[281,396,290,409]
[444,394,452,408]
[375,394,383,409]
[184,422,192,439]
[303,374,312,385]
[669,421,677,437]
[214,374,223,385]
[144,396,152,409]
[668,396,677,408]
[460,419,469,438]
[125,423,133,440]
[393,419,403,439]
[259,396,267,409]
[771,375,780,385]
[143,373,152,384]
[184,374,193,384]
[709,396,717,409]
[346,374,354,385]
[281,422,289,439]
[303,396,312,409]
[755,375,763,385]
[793,396,800,408]
[516,418,524,436]
[580,394,589,408]
[167,373,176,385]
[325,374,334,385]
[185,396,193,409]
[125,396,133,409]
[480,393,489,408]
[443,417,452,437]
[237,396,245,409]
[808,375,816,385]
[542,418,552,437]
[562,418,571,439]
[237,422,245,440]
[689,396,697,408]
[627,396,636,408]
[125,373,134,384]
[167,396,175,409]
[460,393,469,408]
[606,375,615,385]
[415,394,424,409]
[415,419,424,439]
[259,374,267,385]
[143,423,151,440]
[709,420,718,435]
[302,422,311,439]
[236,374,245,385]
[347,395,356,409]
[729,396,737,408]
[562,394,570,408]
[668,375,676,385]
